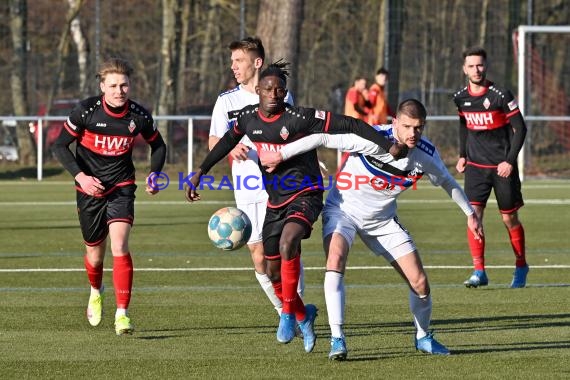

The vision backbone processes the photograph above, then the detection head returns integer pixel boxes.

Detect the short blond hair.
[97,58,133,82]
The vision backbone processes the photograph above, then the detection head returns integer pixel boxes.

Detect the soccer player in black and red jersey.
[53,58,167,335]
[184,61,407,353]
[453,47,528,289]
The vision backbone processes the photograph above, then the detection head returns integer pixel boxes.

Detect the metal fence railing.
[1,115,569,181]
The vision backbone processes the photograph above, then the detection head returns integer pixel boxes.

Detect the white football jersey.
[210,85,293,203]
[327,125,460,227]
[278,124,472,229]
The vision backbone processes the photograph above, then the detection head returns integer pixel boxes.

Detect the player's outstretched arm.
[260,133,386,172]
[184,129,241,202]
[439,174,484,241]
[327,115,408,159]
[260,133,390,173]
[426,149,483,241]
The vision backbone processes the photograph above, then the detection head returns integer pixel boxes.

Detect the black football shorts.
[76,184,136,246]
[464,164,524,213]
[262,191,324,257]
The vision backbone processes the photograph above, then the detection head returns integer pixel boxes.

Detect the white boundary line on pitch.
[1,198,569,206]
[2,180,570,188]
[1,265,569,273]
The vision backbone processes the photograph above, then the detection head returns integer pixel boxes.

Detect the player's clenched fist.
[389,142,409,160]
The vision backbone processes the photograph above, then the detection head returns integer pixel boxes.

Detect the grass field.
[1,177,570,379]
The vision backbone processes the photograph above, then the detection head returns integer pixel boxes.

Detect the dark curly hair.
[259,59,290,86]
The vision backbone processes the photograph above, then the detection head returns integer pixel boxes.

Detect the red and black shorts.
[262,191,324,258]
[76,184,136,246]
[464,164,524,214]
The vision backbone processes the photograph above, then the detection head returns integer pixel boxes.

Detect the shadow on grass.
[1,224,77,231]
[0,166,64,180]
[126,313,570,359]
[327,313,570,360]
[451,340,570,355]
[433,312,570,331]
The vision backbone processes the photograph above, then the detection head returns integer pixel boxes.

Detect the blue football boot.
[415,332,450,355]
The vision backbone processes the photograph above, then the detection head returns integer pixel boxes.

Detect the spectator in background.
[367,67,395,125]
[340,77,371,170]
[344,77,370,122]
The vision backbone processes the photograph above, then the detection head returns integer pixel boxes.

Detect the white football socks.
[297,258,305,299]
[90,285,103,298]
[324,271,345,338]
[255,271,283,315]
[115,308,127,318]
[409,291,432,340]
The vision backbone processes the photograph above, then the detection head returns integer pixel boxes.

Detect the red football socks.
[113,254,133,309]
[467,227,485,270]
[271,281,283,302]
[281,255,305,318]
[84,255,103,290]
[508,224,526,267]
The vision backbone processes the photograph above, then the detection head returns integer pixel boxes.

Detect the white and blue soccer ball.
[207,207,252,251]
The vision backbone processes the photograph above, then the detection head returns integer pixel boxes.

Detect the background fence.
[2,112,569,181]
[1,1,569,179]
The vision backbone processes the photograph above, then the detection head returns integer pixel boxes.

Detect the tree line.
[2,0,569,165]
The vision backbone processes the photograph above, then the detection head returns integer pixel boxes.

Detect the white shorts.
[236,200,266,245]
[321,206,416,263]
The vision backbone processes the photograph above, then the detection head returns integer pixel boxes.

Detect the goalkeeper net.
[514,25,570,180]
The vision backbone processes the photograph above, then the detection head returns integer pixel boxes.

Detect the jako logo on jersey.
[252,130,263,134]
[464,112,493,128]
[95,122,107,128]
[128,120,136,133]
[280,126,289,140]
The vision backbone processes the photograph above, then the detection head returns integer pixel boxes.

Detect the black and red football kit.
[199,104,394,254]
[453,82,527,212]
[53,96,166,244]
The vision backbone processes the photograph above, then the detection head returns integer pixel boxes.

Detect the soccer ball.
[207,207,252,251]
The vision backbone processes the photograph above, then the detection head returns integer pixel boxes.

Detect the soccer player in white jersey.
[209,37,301,317]
[260,99,484,360]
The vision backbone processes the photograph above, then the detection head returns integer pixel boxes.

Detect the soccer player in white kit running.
[209,37,302,317]
[260,99,484,360]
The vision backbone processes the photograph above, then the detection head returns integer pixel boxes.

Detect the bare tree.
[45,0,83,119]
[157,0,182,163]
[478,0,490,47]
[68,0,89,97]
[299,0,342,106]
[375,0,387,70]
[198,1,221,103]
[256,0,304,97]
[176,0,191,108]
[9,0,34,165]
